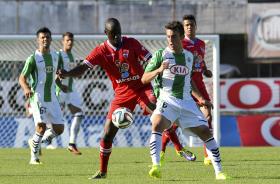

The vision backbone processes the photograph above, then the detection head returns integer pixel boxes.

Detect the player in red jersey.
[160,14,213,166]
[57,18,156,179]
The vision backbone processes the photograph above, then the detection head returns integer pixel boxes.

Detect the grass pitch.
[0,147,280,184]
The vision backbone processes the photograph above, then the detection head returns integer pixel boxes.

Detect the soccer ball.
[112,107,134,129]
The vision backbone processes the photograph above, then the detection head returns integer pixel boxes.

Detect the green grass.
[0,147,280,184]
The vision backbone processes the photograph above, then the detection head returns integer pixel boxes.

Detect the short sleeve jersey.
[182,37,205,88]
[145,47,194,101]
[57,50,75,92]
[21,50,62,102]
[84,36,152,103]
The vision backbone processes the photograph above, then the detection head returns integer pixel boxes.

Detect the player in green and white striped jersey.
[19,27,67,165]
[142,21,228,180]
[56,32,83,155]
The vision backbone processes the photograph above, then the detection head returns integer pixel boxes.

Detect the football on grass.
[112,107,134,129]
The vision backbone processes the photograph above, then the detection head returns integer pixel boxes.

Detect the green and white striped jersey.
[57,50,75,92]
[145,47,194,100]
[21,50,62,102]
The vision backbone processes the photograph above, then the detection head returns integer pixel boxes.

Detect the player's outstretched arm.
[57,63,89,78]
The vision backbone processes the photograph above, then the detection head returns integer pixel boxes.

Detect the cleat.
[29,159,43,165]
[176,148,196,161]
[216,172,230,180]
[89,171,107,179]
[149,165,161,179]
[68,144,82,155]
[159,151,165,166]
[204,157,212,166]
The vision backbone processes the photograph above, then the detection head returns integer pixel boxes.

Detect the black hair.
[182,14,197,25]
[165,21,184,36]
[36,27,52,37]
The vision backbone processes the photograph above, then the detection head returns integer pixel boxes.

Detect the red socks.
[162,124,183,152]
[99,139,112,173]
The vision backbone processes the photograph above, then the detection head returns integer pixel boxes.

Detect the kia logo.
[170,65,189,76]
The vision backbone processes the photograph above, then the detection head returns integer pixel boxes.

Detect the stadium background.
[1,0,280,148]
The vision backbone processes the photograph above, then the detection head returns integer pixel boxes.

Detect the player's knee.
[53,124,64,135]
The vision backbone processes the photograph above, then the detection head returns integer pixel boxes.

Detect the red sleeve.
[199,40,206,59]
[131,38,152,62]
[84,46,103,68]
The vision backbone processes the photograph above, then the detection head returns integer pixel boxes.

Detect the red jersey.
[84,37,152,103]
[182,36,210,101]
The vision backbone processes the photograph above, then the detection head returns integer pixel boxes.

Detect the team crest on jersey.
[115,60,130,78]
[46,66,54,73]
[170,65,189,76]
[123,50,129,58]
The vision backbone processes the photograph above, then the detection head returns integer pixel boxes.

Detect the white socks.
[42,128,57,145]
[204,137,222,175]
[69,112,83,144]
[30,132,43,160]
[150,131,162,166]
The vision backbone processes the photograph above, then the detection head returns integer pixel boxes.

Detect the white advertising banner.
[248,3,280,58]
[220,78,280,112]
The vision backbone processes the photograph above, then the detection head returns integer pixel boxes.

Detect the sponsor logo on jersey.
[46,66,54,73]
[116,75,140,84]
[115,60,130,79]
[170,65,189,76]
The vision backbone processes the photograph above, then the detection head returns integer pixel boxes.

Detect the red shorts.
[106,87,156,120]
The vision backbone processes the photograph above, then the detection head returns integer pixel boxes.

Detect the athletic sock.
[31,132,43,160]
[150,131,162,166]
[42,128,57,145]
[165,124,182,151]
[69,112,83,144]
[99,139,112,173]
[161,130,170,152]
[204,137,222,175]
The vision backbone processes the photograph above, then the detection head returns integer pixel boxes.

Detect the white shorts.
[30,93,64,125]
[57,90,82,109]
[151,97,208,129]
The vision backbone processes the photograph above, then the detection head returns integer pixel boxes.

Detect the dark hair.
[105,17,120,30]
[62,32,74,39]
[182,14,196,25]
[165,21,184,36]
[36,27,52,37]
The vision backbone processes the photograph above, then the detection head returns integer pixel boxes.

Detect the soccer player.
[142,21,228,180]
[160,14,213,166]
[56,32,83,155]
[19,27,66,164]
[57,18,156,179]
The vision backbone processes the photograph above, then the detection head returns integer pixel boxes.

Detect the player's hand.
[60,84,68,93]
[203,69,213,78]
[198,99,213,110]
[158,60,169,73]
[24,88,33,99]
[56,69,68,79]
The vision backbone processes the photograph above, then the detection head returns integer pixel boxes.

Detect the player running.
[56,32,84,155]
[19,27,66,164]
[160,14,213,166]
[142,21,228,180]
[57,18,156,179]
